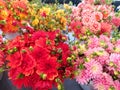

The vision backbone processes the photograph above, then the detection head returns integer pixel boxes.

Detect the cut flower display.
[6,29,74,90]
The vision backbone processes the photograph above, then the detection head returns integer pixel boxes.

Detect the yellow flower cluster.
[28,4,70,31]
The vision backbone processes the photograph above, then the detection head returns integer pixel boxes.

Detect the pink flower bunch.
[69,1,117,37]
[73,34,120,90]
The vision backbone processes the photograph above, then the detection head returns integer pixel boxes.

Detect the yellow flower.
[60,17,66,24]
[32,18,39,26]
[40,7,51,15]
[0,10,8,20]
[64,4,71,9]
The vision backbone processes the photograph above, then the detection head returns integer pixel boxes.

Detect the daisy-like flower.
[76,70,91,85]
[93,73,114,90]
[88,36,99,48]
[84,60,103,78]
[109,53,120,70]
[114,80,120,90]
[36,56,58,81]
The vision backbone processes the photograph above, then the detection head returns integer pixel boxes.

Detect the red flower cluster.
[0,35,5,70]
[6,30,74,90]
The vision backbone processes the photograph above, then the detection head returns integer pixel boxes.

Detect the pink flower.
[72,7,80,17]
[81,10,92,17]
[81,26,89,34]
[88,36,99,48]
[90,21,101,34]
[84,60,103,78]
[99,35,110,43]
[76,70,90,85]
[85,47,109,65]
[82,0,94,4]
[82,16,92,26]
[109,53,120,70]
[93,73,114,90]
[114,80,120,90]
[83,4,94,12]
[100,22,112,35]
[112,17,120,27]
[92,12,103,21]
[77,3,85,9]
[116,39,120,45]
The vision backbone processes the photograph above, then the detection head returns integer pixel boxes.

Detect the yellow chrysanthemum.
[0,10,9,20]
[32,18,39,26]
[40,7,51,15]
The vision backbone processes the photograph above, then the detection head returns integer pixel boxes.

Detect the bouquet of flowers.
[71,34,120,90]
[28,2,71,31]
[5,27,74,90]
[68,0,119,38]
[68,0,120,90]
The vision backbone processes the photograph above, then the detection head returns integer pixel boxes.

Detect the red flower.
[36,56,58,80]
[20,50,36,76]
[0,50,4,67]
[69,20,82,37]
[100,22,112,35]
[12,76,30,89]
[32,31,47,41]
[34,80,52,90]
[32,46,50,61]
[7,51,22,68]
[8,68,23,80]
[57,43,71,65]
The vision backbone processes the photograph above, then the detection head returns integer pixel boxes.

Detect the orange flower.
[2,17,19,32]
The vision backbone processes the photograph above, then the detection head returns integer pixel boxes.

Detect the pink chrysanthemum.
[99,35,110,43]
[114,80,120,90]
[88,36,99,48]
[93,73,114,90]
[84,60,103,78]
[85,47,109,64]
[76,70,91,85]
[109,53,120,70]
